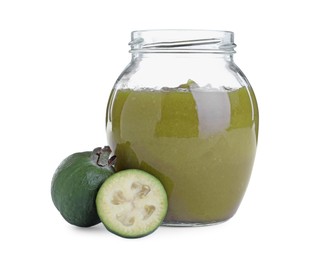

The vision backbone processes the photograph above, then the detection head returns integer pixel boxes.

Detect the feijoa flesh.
[51,146,116,227]
[96,169,168,238]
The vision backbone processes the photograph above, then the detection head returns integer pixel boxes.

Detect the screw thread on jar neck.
[129,30,236,54]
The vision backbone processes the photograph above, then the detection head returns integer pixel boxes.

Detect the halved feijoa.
[96,169,168,238]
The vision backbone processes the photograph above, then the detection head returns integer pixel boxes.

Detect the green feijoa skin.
[96,169,168,238]
[51,146,116,227]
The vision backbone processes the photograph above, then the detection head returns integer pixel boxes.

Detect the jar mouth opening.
[129,30,236,54]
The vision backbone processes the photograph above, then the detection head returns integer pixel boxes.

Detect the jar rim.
[129,29,236,54]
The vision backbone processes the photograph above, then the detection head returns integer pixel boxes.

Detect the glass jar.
[106,30,258,226]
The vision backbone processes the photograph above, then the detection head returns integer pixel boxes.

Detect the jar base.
[162,218,229,227]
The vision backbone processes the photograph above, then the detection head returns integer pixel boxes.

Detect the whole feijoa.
[51,146,116,227]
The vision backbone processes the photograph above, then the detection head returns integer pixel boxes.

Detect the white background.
[1,0,324,259]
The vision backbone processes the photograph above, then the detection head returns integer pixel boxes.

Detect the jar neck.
[132,52,234,62]
[129,30,236,55]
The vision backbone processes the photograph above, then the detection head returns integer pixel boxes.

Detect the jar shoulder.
[114,57,251,91]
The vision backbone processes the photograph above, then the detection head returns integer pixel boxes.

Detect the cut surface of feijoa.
[96,169,168,238]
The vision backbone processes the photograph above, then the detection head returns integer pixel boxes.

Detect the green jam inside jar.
[107,85,258,225]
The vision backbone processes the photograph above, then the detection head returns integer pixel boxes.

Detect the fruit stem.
[92,146,116,169]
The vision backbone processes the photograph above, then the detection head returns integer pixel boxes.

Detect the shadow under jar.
[106,30,259,226]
